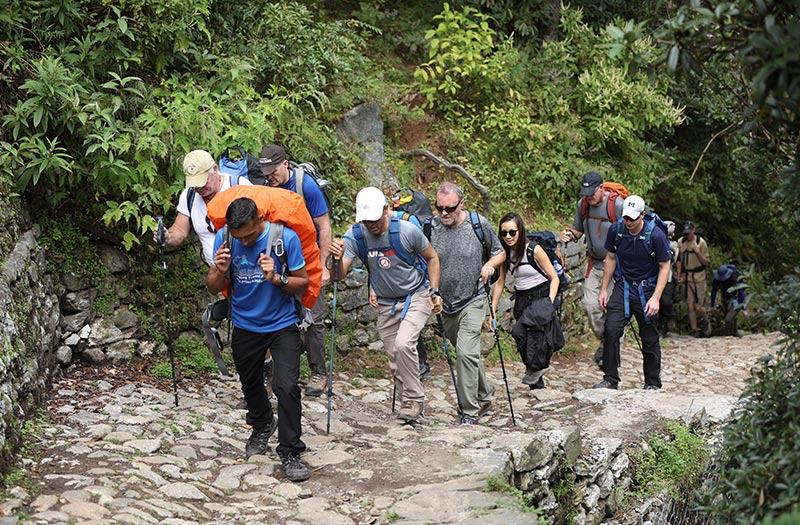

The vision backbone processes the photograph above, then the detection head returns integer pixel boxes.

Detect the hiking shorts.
[686,280,707,308]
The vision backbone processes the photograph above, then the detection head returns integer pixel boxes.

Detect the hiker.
[328,187,442,422]
[205,197,310,481]
[259,144,332,397]
[677,221,711,337]
[426,182,504,424]
[710,264,748,336]
[593,196,671,391]
[154,149,252,266]
[491,213,564,390]
[658,221,680,336]
[561,171,625,367]
[389,209,432,380]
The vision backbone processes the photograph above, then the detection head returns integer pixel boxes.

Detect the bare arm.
[420,243,443,314]
[313,212,333,286]
[480,249,506,284]
[598,251,616,309]
[645,260,671,317]
[491,265,507,314]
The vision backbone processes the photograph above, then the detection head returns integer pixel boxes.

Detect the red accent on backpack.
[206,185,322,309]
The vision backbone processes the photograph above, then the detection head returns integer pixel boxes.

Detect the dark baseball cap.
[580,172,604,196]
[683,221,695,234]
[258,144,286,175]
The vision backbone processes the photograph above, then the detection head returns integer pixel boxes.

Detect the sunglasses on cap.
[500,229,518,237]
[434,200,462,214]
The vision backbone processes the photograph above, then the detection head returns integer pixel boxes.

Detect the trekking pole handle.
[156,215,167,248]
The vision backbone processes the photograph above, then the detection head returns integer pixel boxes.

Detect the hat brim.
[260,163,280,175]
[185,171,210,189]
[356,207,384,223]
[580,184,600,196]
[622,209,641,219]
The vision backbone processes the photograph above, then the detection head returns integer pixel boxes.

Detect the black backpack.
[392,187,433,219]
[521,231,571,295]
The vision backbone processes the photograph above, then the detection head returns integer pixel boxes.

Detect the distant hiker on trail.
[710,264,748,337]
[154,149,252,266]
[561,171,626,368]
[426,182,503,425]
[259,144,332,398]
[492,213,564,390]
[677,221,711,337]
[658,220,680,337]
[328,187,442,423]
[593,196,671,391]
[205,197,310,482]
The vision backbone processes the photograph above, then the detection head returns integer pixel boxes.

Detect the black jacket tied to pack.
[511,297,565,372]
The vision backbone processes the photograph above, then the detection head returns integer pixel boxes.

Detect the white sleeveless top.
[509,242,549,290]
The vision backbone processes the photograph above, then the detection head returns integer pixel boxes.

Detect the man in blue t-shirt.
[205,197,310,482]
[594,195,671,391]
[259,144,332,398]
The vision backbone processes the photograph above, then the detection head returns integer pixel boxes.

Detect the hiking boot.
[418,361,432,380]
[477,401,493,419]
[643,384,661,391]
[397,400,423,421]
[529,377,545,390]
[460,416,476,425]
[522,368,540,385]
[245,415,278,458]
[263,359,274,399]
[278,451,310,482]
[305,371,327,397]
[702,319,712,337]
[592,379,618,390]
[594,346,604,368]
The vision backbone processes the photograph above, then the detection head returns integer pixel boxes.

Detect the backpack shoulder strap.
[580,196,589,223]
[266,222,288,273]
[185,188,196,231]
[468,211,489,262]
[422,216,432,241]
[388,216,416,267]
[352,223,368,268]
[294,166,305,201]
[607,191,619,222]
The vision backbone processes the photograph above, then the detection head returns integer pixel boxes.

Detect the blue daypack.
[352,216,428,276]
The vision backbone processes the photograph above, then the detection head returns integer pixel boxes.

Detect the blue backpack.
[612,210,670,264]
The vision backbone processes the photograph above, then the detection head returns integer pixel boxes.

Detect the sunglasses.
[435,200,462,214]
[623,214,641,222]
[500,229,518,237]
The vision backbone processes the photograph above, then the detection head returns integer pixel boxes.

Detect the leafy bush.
[694,275,800,523]
[632,421,707,500]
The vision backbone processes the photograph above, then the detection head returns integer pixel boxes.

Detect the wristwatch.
[429,287,441,299]
[279,274,289,287]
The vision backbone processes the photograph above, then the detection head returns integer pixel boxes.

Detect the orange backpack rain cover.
[206,185,322,309]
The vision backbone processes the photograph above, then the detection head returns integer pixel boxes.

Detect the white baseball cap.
[622,195,645,219]
[355,187,387,222]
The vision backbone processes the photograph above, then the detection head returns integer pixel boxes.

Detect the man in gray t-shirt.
[329,187,442,423]
[561,172,625,366]
[427,182,505,424]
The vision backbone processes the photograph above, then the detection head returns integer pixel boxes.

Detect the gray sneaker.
[245,415,278,458]
[592,379,618,390]
[305,372,327,397]
[279,451,310,482]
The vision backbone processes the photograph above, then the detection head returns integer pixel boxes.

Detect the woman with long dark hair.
[491,212,563,389]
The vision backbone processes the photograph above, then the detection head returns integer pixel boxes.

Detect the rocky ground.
[0,331,782,525]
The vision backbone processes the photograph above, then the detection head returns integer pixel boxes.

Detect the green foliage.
[486,475,547,520]
[413,5,683,218]
[151,334,220,377]
[758,509,800,525]
[694,333,800,523]
[632,422,707,500]
[38,218,109,285]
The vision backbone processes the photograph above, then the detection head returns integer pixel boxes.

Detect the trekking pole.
[326,252,340,435]
[485,284,516,427]
[436,314,464,422]
[156,216,179,407]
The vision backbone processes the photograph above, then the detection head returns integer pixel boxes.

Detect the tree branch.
[691,120,743,181]
[400,148,492,214]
